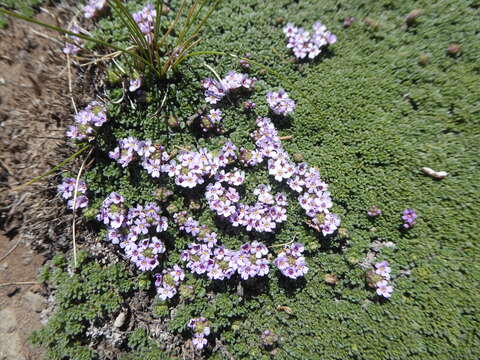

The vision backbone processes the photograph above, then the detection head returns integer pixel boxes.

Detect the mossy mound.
[36,0,480,359]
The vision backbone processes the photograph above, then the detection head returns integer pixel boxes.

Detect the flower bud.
[154,187,173,202]
[324,273,338,285]
[166,203,180,214]
[168,115,180,129]
[261,330,279,348]
[343,17,355,28]
[179,284,195,300]
[364,17,380,31]
[292,153,304,162]
[366,270,383,288]
[447,43,461,56]
[338,227,349,239]
[405,9,422,27]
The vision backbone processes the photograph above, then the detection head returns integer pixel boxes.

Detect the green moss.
[120,329,171,360]
[31,251,137,359]
[0,0,46,28]
[41,0,480,358]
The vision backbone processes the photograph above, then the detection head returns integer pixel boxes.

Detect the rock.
[0,308,24,360]
[6,286,20,297]
[404,9,422,27]
[447,43,461,56]
[114,312,126,329]
[0,308,17,333]
[23,291,46,313]
[324,273,338,285]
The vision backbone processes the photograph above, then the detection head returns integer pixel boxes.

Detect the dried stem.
[71,148,93,268]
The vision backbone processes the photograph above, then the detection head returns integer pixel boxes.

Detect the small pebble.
[447,43,461,56]
[114,312,126,329]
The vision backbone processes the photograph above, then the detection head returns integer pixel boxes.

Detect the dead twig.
[72,148,93,268]
[0,159,13,176]
[0,236,23,262]
[421,167,448,179]
[29,28,63,45]
[0,281,38,288]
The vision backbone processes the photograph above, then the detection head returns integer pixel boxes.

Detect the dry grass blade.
[71,148,93,268]
[0,236,23,262]
[0,281,38,288]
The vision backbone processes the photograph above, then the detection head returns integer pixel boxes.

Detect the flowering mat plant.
[14,0,480,359]
[60,65,347,349]
[56,1,413,354]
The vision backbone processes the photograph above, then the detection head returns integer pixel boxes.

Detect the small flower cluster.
[66,101,107,142]
[402,208,417,229]
[201,71,257,105]
[154,265,185,300]
[283,21,337,60]
[57,177,88,210]
[252,117,341,236]
[243,100,256,110]
[83,0,108,19]
[174,212,270,281]
[132,3,157,43]
[109,137,168,176]
[109,137,241,188]
[239,53,251,68]
[238,147,264,167]
[266,89,296,116]
[205,182,288,233]
[261,330,278,348]
[164,142,236,188]
[367,205,382,217]
[62,25,83,56]
[199,109,223,132]
[97,192,169,272]
[129,77,142,92]
[373,261,393,298]
[274,243,308,279]
[188,317,211,350]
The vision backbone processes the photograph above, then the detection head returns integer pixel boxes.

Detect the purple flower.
[192,336,208,350]
[66,101,107,142]
[83,0,108,19]
[266,89,296,116]
[157,285,177,300]
[67,195,89,210]
[207,109,222,124]
[201,71,256,104]
[243,100,256,110]
[275,243,308,279]
[402,208,417,228]
[188,317,211,350]
[129,77,142,92]
[374,261,391,279]
[62,25,83,55]
[368,206,382,217]
[376,280,393,298]
[283,20,336,60]
[133,4,157,43]
[58,178,88,211]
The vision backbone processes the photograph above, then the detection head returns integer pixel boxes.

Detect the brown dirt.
[0,4,96,251]
[0,234,46,360]
[0,5,94,359]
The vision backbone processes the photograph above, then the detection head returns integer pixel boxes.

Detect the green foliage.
[38,0,480,359]
[121,329,170,360]
[0,0,44,28]
[1,0,219,80]
[31,251,136,360]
